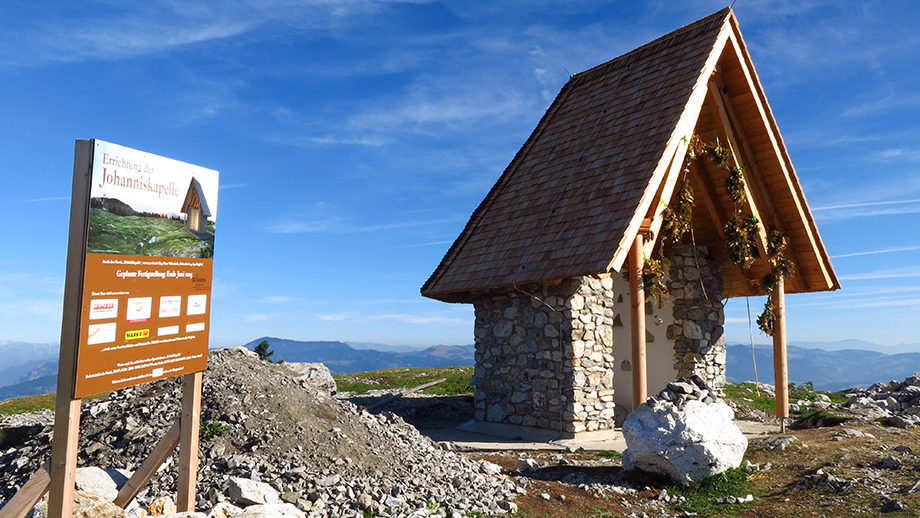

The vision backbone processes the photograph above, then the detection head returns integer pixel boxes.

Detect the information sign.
[70,140,219,397]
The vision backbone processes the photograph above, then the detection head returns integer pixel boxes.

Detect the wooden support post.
[0,467,50,518]
[773,275,789,419]
[47,399,81,518]
[113,420,181,508]
[177,372,203,512]
[630,234,648,411]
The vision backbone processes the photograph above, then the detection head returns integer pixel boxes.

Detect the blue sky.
[1,0,918,350]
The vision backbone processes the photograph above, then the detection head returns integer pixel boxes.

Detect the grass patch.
[666,467,752,515]
[722,382,776,413]
[592,450,622,460]
[0,394,56,416]
[791,409,849,429]
[0,391,111,417]
[334,366,474,396]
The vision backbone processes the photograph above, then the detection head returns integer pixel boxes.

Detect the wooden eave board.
[422,9,732,302]
[712,20,839,294]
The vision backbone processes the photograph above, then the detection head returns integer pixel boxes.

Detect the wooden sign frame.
[0,140,216,518]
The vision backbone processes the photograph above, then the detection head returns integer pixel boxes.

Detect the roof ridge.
[573,7,732,81]
[421,77,580,297]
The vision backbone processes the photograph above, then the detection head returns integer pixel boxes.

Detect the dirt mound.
[0,348,518,516]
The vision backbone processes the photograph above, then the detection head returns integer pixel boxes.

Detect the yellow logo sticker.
[125,329,150,340]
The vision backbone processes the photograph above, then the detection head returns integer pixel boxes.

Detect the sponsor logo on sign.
[187,294,207,316]
[158,325,179,336]
[125,329,150,340]
[159,295,182,318]
[186,322,206,332]
[126,297,152,323]
[89,298,119,320]
[87,323,117,345]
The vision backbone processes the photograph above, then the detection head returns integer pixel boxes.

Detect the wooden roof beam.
[690,158,758,295]
[724,30,835,290]
[703,81,769,261]
[706,78,807,293]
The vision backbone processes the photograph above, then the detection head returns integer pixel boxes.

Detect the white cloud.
[23,197,70,203]
[316,312,357,321]
[372,313,469,325]
[245,313,282,321]
[831,246,920,259]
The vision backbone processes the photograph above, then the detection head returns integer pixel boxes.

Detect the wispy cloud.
[265,216,456,234]
[831,246,920,259]
[839,269,920,281]
[0,0,427,68]
[812,198,920,221]
[245,313,282,322]
[24,197,70,203]
[372,313,469,325]
[316,312,357,321]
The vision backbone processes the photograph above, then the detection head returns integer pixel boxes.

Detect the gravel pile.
[0,348,520,517]
[844,374,920,427]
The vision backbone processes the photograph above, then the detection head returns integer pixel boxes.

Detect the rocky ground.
[3,350,920,517]
[0,348,520,518]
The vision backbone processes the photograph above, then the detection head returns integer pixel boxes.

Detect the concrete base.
[456,420,619,443]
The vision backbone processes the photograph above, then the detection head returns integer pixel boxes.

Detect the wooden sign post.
[0,140,218,518]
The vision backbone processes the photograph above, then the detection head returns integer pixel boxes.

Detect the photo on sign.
[86,142,218,259]
[87,178,216,259]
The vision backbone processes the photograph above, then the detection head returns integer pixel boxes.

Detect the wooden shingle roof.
[422,8,838,303]
[181,177,211,217]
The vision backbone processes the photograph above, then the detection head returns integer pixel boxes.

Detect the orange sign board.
[70,140,218,398]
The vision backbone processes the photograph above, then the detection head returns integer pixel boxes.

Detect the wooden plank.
[704,80,769,260]
[709,77,807,293]
[177,372,203,512]
[47,399,81,518]
[113,420,181,508]
[0,467,50,518]
[630,235,647,411]
[49,139,95,518]
[689,159,757,296]
[725,31,836,291]
[773,276,790,418]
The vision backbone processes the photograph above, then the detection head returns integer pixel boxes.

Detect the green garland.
[724,166,746,205]
[724,213,760,269]
[660,180,694,245]
[756,298,775,336]
[644,257,670,308]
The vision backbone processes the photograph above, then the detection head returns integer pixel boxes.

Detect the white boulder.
[622,380,747,486]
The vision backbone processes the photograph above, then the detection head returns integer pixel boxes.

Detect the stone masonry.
[666,245,727,390]
[472,276,616,435]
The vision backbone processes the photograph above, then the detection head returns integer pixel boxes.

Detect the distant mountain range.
[726,342,920,391]
[0,338,916,401]
[241,337,475,374]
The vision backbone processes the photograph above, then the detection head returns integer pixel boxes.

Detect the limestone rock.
[73,490,129,518]
[234,504,305,518]
[206,503,242,518]
[147,496,177,516]
[228,478,281,507]
[622,380,747,486]
[751,435,799,452]
[283,363,337,394]
[75,467,128,501]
